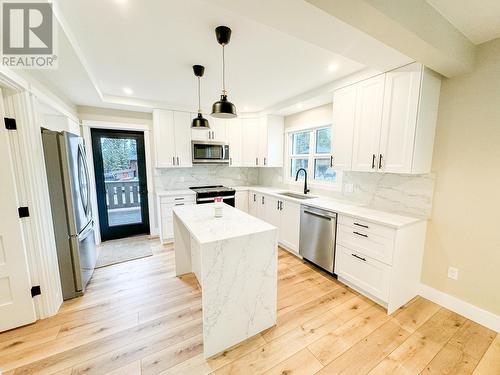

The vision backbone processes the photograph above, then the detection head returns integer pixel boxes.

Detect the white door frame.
[0,74,65,321]
[81,120,157,245]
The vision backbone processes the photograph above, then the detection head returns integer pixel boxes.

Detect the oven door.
[192,141,229,164]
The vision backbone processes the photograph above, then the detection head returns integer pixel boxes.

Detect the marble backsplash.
[155,166,435,218]
[155,165,259,190]
[258,168,435,218]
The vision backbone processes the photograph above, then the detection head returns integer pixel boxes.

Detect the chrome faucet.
[295,168,310,195]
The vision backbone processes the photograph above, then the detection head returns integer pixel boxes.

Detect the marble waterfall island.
[172,203,278,358]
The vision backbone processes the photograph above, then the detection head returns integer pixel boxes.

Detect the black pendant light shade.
[211,26,237,118]
[191,64,210,129]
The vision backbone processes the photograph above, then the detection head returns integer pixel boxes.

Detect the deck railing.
[105,180,141,209]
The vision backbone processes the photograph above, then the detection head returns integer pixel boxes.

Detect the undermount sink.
[277,192,316,200]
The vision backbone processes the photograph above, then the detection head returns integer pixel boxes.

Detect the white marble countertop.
[173,203,276,244]
[231,186,423,228]
[156,189,195,197]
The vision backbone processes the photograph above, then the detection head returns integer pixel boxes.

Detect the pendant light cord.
[222,45,226,95]
[197,76,201,113]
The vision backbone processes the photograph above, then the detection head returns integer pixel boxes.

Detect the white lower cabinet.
[335,214,427,314]
[247,191,300,254]
[158,193,196,243]
[235,190,248,212]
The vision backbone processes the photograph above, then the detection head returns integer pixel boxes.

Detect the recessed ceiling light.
[296,103,303,109]
[328,63,339,72]
[123,87,133,95]
[244,106,249,111]
[114,0,128,4]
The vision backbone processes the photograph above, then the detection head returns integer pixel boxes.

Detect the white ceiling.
[427,0,500,44]
[52,0,367,112]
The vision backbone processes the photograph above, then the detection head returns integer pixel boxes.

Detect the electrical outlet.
[448,267,459,280]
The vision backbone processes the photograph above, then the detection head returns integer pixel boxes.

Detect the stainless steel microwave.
[192,141,230,164]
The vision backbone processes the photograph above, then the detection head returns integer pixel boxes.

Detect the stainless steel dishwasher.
[299,205,337,273]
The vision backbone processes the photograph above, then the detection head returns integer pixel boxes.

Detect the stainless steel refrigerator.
[42,130,97,300]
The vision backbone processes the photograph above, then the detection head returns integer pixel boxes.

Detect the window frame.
[285,124,342,191]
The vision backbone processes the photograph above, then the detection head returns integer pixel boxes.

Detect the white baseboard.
[419,283,500,333]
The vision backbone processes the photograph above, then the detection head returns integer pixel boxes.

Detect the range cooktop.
[189,185,235,194]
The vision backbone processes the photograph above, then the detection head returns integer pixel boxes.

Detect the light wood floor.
[1,239,499,375]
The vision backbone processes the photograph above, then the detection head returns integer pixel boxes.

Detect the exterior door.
[351,75,385,172]
[0,111,36,331]
[91,129,150,241]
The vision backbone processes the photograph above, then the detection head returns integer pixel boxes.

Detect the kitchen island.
[172,203,278,358]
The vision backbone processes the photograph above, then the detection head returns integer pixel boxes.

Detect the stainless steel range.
[190,185,236,206]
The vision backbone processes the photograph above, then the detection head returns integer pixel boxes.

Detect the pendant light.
[211,26,237,118]
[191,65,210,129]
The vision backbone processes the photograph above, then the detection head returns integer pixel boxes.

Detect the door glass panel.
[100,137,142,227]
[291,158,308,179]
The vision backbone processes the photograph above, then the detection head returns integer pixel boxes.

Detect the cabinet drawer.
[338,215,395,239]
[159,195,195,204]
[337,224,394,265]
[335,245,391,302]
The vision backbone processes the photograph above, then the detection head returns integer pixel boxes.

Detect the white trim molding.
[420,283,500,333]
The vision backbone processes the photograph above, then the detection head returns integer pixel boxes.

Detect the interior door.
[0,109,36,331]
[379,63,421,173]
[351,75,385,172]
[91,129,150,241]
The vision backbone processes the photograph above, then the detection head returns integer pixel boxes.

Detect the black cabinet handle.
[253,194,256,202]
[277,200,280,210]
[354,222,369,229]
[352,253,366,262]
[379,154,383,169]
[353,231,368,238]
[262,196,264,204]
[279,201,283,210]
[330,155,334,167]
[372,154,376,169]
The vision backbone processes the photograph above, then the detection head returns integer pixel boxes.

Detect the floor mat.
[95,235,155,268]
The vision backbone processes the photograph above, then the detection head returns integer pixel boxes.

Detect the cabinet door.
[379,63,422,173]
[242,118,260,167]
[351,75,385,172]
[226,118,242,167]
[260,115,284,167]
[248,191,259,216]
[235,190,248,212]
[173,111,192,167]
[210,118,227,142]
[264,195,281,229]
[332,85,357,170]
[153,109,175,167]
[279,200,300,253]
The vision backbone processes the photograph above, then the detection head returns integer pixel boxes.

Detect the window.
[287,126,339,185]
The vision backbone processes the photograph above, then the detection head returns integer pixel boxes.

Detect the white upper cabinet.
[351,74,385,172]
[153,109,192,168]
[341,62,440,174]
[258,115,284,168]
[190,116,226,142]
[226,118,242,167]
[332,84,357,170]
[242,118,260,167]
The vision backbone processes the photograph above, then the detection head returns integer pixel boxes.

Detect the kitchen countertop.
[156,189,195,197]
[173,202,276,244]
[232,186,424,229]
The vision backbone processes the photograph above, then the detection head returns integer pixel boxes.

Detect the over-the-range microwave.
[192,141,230,164]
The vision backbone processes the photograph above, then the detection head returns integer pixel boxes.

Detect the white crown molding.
[420,283,500,333]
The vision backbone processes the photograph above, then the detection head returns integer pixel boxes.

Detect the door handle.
[262,196,265,204]
[256,157,258,166]
[304,210,332,220]
[253,194,256,202]
[378,154,383,169]
[177,156,179,166]
[172,156,175,165]
[330,155,334,167]
[354,222,369,229]
[371,154,376,169]
[277,200,280,210]
[352,253,366,262]
[279,201,283,210]
[264,157,267,166]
